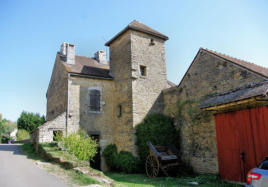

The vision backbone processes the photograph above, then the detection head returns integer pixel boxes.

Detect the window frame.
[139,65,147,77]
[88,87,104,114]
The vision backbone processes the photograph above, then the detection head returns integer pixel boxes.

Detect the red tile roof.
[202,48,268,78]
[105,20,168,46]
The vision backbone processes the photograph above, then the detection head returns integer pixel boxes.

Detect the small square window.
[140,65,147,76]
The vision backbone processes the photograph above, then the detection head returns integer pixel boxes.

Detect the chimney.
[60,42,75,64]
[94,50,107,64]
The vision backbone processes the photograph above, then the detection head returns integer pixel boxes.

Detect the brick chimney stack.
[60,42,75,65]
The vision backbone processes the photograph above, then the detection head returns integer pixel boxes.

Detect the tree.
[0,113,17,143]
[17,111,45,132]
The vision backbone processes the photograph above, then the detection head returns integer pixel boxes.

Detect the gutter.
[69,72,113,80]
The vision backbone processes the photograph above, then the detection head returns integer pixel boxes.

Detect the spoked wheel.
[146,155,160,177]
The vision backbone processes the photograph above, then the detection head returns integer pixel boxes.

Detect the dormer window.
[140,65,147,77]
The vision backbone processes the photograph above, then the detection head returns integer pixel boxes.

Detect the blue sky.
[0,0,268,121]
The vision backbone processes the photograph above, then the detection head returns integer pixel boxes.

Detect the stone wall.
[162,50,267,174]
[37,112,66,143]
[46,55,68,121]
[109,31,134,153]
[109,30,169,155]
[131,30,168,125]
[130,31,168,154]
[67,75,114,171]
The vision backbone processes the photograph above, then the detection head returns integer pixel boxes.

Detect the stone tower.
[105,20,169,153]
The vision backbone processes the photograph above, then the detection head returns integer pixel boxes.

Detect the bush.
[102,144,118,170]
[117,151,139,173]
[16,129,30,141]
[102,144,139,173]
[0,113,17,143]
[135,114,179,166]
[17,111,45,132]
[61,130,97,161]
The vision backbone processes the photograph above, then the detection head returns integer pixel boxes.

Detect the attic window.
[150,38,155,46]
[140,65,147,77]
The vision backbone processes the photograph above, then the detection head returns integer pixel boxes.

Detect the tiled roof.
[202,48,268,78]
[61,54,113,79]
[200,81,268,109]
[167,80,176,87]
[105,20,169,46]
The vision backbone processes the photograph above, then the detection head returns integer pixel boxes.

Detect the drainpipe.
[66,73,70,136]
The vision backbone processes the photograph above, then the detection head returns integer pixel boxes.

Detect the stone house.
[160,49,268,174]
[35,20,174,170]
[35,19,268,174]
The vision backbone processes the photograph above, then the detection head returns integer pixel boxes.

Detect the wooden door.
[215,106,268,182]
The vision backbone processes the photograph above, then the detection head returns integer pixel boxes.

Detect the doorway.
[215,106,268,182]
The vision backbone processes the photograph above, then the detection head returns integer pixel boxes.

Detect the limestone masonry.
[35,20,268,173]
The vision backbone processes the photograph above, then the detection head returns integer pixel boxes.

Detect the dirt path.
[0,144,67,187]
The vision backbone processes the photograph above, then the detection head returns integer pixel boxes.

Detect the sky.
[0,0,268,122]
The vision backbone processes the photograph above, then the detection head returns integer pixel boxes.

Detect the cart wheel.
[146,155,160,177]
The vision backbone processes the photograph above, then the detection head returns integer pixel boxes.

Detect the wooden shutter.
[89,89,101,111]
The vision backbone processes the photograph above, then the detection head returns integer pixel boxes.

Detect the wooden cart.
[145,141,180,177]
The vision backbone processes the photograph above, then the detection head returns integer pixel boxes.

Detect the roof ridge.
[75,55,94,59]
[202,48,268,71]
[105,20,168,46]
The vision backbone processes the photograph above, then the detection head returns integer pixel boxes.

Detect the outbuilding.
[201,81,268,182]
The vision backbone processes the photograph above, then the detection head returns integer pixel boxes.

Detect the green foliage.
[102,144,118,170]
[135,114,179,165]
[54,131,63,142]
[175,99,195,118]
[16,129,30,141]
[0,113,17,143]
[117,151,139,173]
[61,130,97,161]
[21,143,101,186]
[17,111,45,132]
[103,144,139,173]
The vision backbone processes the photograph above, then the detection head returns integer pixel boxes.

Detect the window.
[89,89,101,112]
[53,130,63,141]
[140,65,147,77]
[259,160,268,170]
[117,105,122,118]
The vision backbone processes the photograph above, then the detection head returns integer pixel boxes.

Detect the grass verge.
[21,143,242,187]
[105,172,243,187]
[21,143,101,186]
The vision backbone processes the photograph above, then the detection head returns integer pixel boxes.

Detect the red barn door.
[215,106,268,182]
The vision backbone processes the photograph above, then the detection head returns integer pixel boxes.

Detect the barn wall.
[162,50,266,174]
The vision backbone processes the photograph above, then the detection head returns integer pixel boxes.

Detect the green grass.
[40,143,89,167]
[70,170,100,185]
[21,142,40,160]
[105,172,242,187]
[21,143,242,187]
[20,143,100,186]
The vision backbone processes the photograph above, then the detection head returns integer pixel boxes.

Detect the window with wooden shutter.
[89,89,101,111]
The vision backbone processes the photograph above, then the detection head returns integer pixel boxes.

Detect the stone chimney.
[94,50,107,64]
[60,42,75,65]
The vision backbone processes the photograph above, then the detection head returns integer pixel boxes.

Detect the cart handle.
[146,141,161,157]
